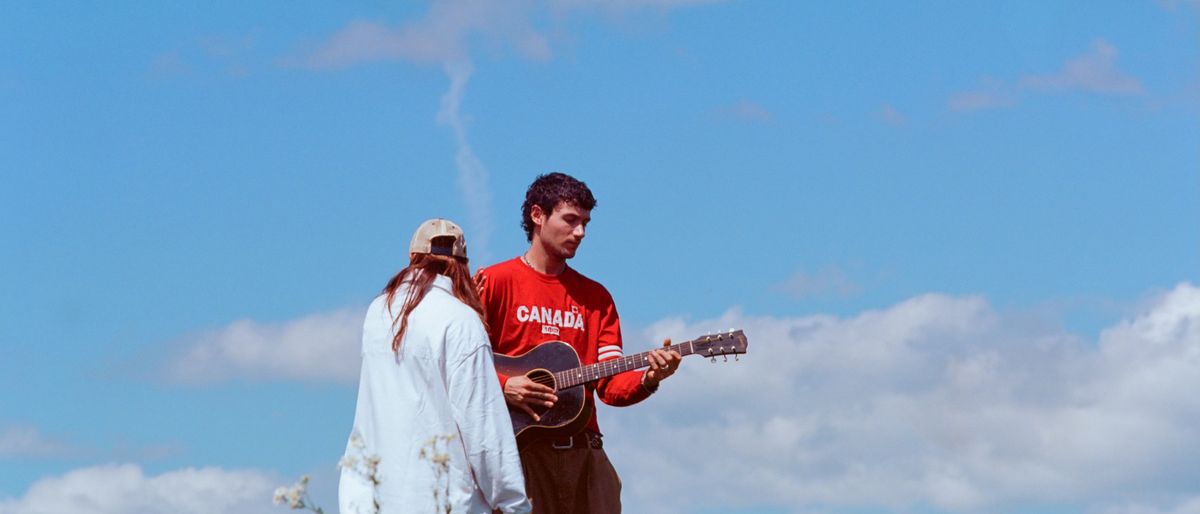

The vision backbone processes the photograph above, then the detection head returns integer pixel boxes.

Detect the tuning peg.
[734,354,739,362]
[723,355,728,362]
[710,356,716,363]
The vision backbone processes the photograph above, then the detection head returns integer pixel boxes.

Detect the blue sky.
[2,2,1198,513]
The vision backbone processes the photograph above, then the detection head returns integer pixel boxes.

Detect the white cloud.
[1021,40,1144,95]
[0,464,278,514]
[601,282,1200,514]
[164,308,363,384]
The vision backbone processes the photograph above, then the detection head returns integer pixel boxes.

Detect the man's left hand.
[643,338,682,386]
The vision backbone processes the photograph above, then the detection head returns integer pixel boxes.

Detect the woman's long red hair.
[381,252,486,352]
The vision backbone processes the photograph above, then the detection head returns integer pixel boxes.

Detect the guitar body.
[493,341,590,447]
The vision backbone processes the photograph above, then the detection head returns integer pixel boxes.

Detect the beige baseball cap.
[409,218,468,259]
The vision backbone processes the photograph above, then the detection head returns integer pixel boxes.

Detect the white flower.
[285,486,303,508]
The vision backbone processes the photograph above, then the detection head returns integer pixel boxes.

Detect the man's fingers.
[517,402,540,422]
[653,350,668,368]
[526,392,556,406]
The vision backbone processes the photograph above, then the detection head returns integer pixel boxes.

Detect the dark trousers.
[519,434,621,514]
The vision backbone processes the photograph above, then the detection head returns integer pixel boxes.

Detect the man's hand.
[473,270,488,297]
[504,375,557,422]
[643,338,682,387]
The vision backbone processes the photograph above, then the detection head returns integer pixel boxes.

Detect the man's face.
[532,202,591,260]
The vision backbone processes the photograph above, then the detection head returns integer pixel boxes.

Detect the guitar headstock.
[689,330,748,360]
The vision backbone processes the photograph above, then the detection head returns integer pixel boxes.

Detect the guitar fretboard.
[553,341,698,390]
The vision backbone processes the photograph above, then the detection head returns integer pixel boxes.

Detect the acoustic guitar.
[493,330,749,447]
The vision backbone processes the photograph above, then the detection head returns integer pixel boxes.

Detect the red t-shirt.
[475,257,652,435]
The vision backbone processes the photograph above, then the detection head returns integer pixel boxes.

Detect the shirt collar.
[430,273,454,293]
[400,272,455,295]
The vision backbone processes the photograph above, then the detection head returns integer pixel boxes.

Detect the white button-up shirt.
[339,274,531,514]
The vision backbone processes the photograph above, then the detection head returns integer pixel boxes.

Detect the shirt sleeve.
[593,297,655,407]
[339,310,384,514]
[446,317,531,514]
[338,367,378,514]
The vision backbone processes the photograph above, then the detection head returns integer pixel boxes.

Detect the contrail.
[436,59,494,263]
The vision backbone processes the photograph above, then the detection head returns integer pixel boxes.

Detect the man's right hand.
[504,375,557,422]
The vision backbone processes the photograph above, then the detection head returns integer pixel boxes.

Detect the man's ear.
[529,204,546,229]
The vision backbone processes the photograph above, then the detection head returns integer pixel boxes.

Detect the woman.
[339,218,531,514]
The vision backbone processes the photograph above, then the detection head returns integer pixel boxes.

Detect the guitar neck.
[554,341,698,390]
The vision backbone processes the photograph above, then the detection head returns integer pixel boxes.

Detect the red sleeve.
[594,299,654,407]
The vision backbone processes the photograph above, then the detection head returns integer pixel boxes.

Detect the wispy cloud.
[0,426,73,459]
[0,464,278,514]
[774,266,861,299]
[879,104,907,126]
[148,51,188,77]
[948,77,1017,113]
[0,425,181,463]
[298,0,724,70]
[606,282,1200,513]
[549,0,724,7]
[947,90,1016,113]
[301,2,549,70]
[301,1,552,258]
[718,100,773,123]
[301,0,725,256]
[1155,0,1200,12]
[949,39,1143,113]
[163,308,363,385]
[437,60,494,263]
[149,31,261,79]
[1021,40,1144,95]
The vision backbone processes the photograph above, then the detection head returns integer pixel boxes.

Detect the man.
[474,173,682,514]
[339,219,531,514]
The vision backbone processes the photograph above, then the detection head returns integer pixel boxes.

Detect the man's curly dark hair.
[521,172,597,242]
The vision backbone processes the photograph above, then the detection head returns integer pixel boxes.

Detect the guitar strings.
[516,337,738,393]
[530,375,556,388]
